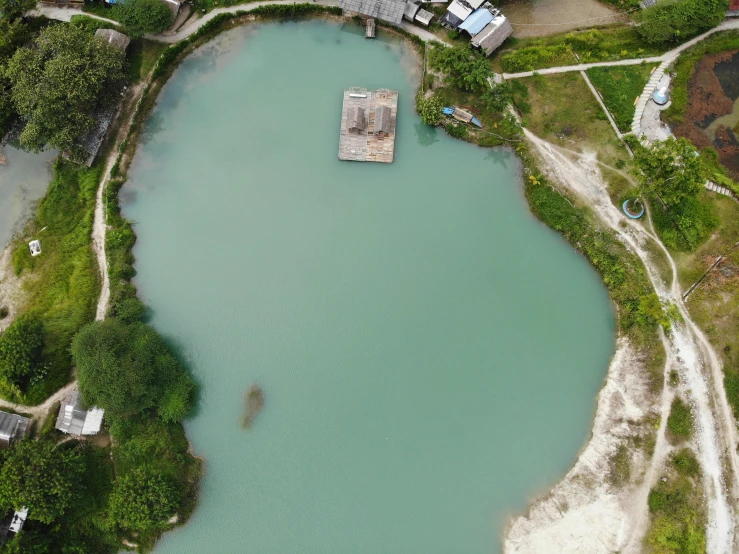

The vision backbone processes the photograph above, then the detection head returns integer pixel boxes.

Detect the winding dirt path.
[514,130,736,553]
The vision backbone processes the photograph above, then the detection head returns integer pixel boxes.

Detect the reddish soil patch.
[672,50,739,180]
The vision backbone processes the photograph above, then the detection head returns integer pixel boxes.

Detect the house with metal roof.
[459,6,494,36]
[56,390,104,436]
[440,0,486,29]
[471,12,513,56]
[414,8,433,26]
[339,0,406,25]
[0,412,29,449]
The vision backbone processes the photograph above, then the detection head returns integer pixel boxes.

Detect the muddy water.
[499,0,627,38]
[0,146,56,247]
[122,21,615,554]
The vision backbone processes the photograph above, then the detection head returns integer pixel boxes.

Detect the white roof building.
[56,390,104,436]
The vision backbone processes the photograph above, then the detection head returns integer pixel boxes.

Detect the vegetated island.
[242,384,265,429]
[0,0,737,552]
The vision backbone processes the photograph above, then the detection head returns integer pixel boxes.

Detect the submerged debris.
[242,384,264,429]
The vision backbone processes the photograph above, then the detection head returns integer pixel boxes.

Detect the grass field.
[512,72,631,170]
[9,162,101,405]
[494,25,667,73]
[586,63,659,132]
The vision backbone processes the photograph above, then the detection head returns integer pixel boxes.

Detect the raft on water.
[242,384,264,429]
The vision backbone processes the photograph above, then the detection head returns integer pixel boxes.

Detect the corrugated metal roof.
[415,8,433,25]
[459,7,494,36]
[446,0,472,21]
[339,0,405,24]
[0,412,29,447]
[56,390,104,436]
[403,0,420,21]
[472,16,513,56]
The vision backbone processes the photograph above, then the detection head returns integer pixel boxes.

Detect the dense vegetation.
[628,137,717,252]
[72,319,195,422]
[636,0,728,45]
[586,63,658,132]
[6,24,126,156]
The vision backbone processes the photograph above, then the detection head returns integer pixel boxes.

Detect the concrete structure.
[338,87,399,163]
[56,389,104,436]
[0,411,29,449]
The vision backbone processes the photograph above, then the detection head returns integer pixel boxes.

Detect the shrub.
[667,397,693,440]
[416,94,442,126]
[428,44,492,93]
[637,0,728,45]
[0,314,44,389]
[115,0,173,38]
[672,448,700,478]
[109,467,180,531]
[650,196,719,252]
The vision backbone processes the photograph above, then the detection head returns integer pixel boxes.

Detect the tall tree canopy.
[630,137,704,206]
[71,319,194,421]
[0,17,30,137]
[116,0,173,38]
[0,313,44,391]
[5,24,126,152]
[109,467,180,531]
[0,440,85,524]
[636,0,728,45]
[0,0,36,21]
[428,44,493,93]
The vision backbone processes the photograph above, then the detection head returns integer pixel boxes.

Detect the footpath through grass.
[586,62,659,132]
[496,26,666,73]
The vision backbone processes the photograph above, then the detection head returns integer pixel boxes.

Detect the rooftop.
[0,411,29,448]
[94,28,131,51]
[339,0,406,24]
[338,88,399,163]
[56,390,104,436]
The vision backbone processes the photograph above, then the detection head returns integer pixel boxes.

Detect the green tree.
[428,44,493,93]
[0,0,36,21]
[630,137,703,206]
[114,297,147,324]
[109,467,179,531]
[416,94,442,126]
[0,441,85,524]
[6,24,126,153]
[115,0,173,38]
[4,529,53,554]
[481,81,512,113]
[71,320,194,421]
[0,314,44,388]
[0,17,29,137]
[637,0,728,45]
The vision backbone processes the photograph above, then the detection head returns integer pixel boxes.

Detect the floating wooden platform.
[366,18,375,38]
[338,87,398,164]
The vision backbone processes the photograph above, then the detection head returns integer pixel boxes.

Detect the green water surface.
[122,21,615,554]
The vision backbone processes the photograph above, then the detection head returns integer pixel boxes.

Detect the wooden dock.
[338,87,398,164]
[366,18,375,38]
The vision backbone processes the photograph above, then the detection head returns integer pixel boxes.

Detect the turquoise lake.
[121,21,615,554]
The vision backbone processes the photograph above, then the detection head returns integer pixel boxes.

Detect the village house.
[0,411,29,449]
[56,389,104,436]
[442,2,511,56]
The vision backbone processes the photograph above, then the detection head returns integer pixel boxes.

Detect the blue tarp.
[459,8,493,35]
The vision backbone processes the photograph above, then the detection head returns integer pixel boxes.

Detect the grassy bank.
[7,162,101,404]
[586,63,659,132]
[496,26,666,73]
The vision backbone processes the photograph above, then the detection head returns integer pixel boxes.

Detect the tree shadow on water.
[414,122,439,147]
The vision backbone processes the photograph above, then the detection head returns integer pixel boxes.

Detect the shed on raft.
[338,87,399,163]
[0,411,29,449]
[56,389,104,436]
